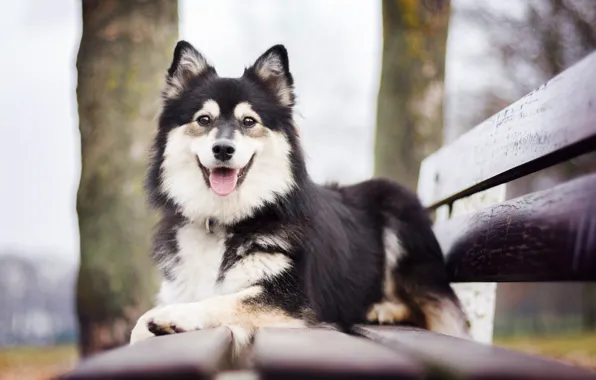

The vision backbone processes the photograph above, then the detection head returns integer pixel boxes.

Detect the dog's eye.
[242,117,257,127]
[197,115,211,126]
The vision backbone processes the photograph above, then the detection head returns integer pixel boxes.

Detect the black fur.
[146,41,467,333]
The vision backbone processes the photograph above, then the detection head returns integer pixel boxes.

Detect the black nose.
[212,141,235,162]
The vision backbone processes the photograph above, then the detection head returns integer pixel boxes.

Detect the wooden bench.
[62,51,596,380]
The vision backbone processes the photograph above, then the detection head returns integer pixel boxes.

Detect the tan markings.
[255,52,284,80]
[292,120,301,138]
[253,53,294,106]
[420,298,470,338]
[273,84,293,107]
[194,99,221,119]
[184,122,207,137]
[184,99,221,137]
[234,102,261,123]
[131,285,307,357]
[163,48,210,100]
[366,300,410,324]
[246,125,268,139]
[237,302,306,329]
[234,102,268,138]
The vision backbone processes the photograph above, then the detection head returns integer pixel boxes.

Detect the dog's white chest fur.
[157,222,225,305]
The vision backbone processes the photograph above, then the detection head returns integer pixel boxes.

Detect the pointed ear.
[163,41,215,99]
[248,45,295,107]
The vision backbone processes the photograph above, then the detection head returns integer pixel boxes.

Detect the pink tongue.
[209,169,238,196]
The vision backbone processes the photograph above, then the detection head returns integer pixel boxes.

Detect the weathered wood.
[62,328,232,380]
[417,50,596,209]
[434,173,596,282]
[356,326,596,380]
[253,327,424,379]
[449,185,506,343]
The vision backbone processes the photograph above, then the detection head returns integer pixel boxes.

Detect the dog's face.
[150,41,300,224]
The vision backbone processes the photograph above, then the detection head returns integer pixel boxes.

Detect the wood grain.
[61,328,232,380]
[417,51,596,209]
[433,173,596,282]
[253,327,424,379]
[356,326,596,380]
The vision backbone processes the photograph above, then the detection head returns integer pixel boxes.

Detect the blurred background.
[0,0,595,378]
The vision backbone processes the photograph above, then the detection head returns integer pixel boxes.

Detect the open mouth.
[197,155,254,196]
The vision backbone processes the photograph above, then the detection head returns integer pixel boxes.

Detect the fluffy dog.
[130,41,469,348]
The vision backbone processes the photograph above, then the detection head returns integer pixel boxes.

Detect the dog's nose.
[212,141,235,162]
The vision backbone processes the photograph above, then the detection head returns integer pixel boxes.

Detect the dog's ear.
[248,45,295,107]
[163,41,215,99]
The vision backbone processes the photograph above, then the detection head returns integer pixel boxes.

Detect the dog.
[130,41,470,349]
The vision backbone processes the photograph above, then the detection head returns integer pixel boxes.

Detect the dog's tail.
[416,290,471,338]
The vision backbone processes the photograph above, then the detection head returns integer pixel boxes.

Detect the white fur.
[383,228,405,269]
[157,222,226,305]
[132,286,262,344]
[366,229,411,325]
[160,118,295,224]
[217,252,292,294]
[235,234,293,257]
[382,228,405,298]
[253,235,292,252]
[157,223,293,306]
[132,286,307,351]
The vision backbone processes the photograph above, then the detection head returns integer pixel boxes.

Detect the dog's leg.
[367,226,470,338]
[130,286,306,354]
[366,227,416,326]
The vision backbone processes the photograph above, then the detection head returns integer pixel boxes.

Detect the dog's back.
[304,179,469,336]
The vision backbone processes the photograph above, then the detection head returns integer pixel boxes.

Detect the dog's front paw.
[130,303,209,344]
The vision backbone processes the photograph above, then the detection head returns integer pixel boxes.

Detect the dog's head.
[148,41,303,224]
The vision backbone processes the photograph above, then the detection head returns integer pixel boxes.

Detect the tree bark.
[374,0,450,190]
[76,0,178,356]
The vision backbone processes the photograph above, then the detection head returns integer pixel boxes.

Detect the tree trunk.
[76,0,178,356]
[583,284,596,331]
[374,0,450,190]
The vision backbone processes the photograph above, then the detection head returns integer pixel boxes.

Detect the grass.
[0,345,77,380]
[495,331,596,371]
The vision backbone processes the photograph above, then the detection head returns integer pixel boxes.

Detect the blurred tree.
[374,0,451,190]
[76,0,178,356]
[455,0,596,142]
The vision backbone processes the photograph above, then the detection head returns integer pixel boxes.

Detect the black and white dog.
[130,41,469,347]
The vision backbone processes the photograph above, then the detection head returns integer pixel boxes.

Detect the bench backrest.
[418,50,596,283]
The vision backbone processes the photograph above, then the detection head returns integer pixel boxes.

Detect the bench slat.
[433,173,596,282]
[253,327,424,379]
[62,328,232,380]
[418,51,596,209]
[356,326,596,380]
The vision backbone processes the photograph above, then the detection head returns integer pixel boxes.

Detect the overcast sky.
[0,0,506,263]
